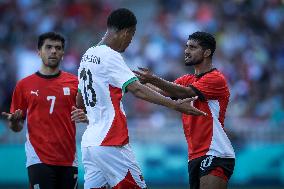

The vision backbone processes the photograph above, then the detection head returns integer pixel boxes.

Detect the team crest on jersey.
[63,87,70,95]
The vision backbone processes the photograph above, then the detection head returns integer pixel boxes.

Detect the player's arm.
[2,82,26,132]
[149,77,197,99]
[71,91,88,123]
[141,83,183,101]
[126,80,206,116]
[143,83,170,97]
[76,90,85,110]
[133,69,168,96]
[1,110,24,132]
[134,68,197,99]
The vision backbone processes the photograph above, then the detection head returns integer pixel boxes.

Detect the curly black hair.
[38,31,65,50]
[188,31,216,58]
[107,8,137,31]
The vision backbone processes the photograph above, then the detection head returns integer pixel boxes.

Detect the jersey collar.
[195,68,217,78]
[36,71,61,79]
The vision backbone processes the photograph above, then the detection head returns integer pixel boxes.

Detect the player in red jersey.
[134,31,235,189]
[1,32,87,189]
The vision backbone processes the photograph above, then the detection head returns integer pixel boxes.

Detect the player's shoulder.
[211,68,225,76]
[87,45,120,56]
[174,74,195,85]
[200,69,229,88]
[83,45,123,66]
[60,71,78,84]
[205,69,227,81]
[60,71,77,79]
[178,74,195,80]
[16,73,38,86]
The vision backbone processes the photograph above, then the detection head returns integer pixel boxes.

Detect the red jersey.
[174,69,235,160]
[10,71,78,167]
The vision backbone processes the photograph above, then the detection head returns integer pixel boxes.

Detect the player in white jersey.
[76,8,207,189]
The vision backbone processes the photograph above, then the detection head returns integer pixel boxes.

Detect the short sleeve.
[107,53,138,93]
[174,74,193,86]
[77,65,83,93]
[10,82,28,117]
[191,73,229,100]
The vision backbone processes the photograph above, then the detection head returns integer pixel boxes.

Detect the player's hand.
[1,109,23,123]
[174,96,207,116]
[133,67,156,84]
[71,106,88,123]
[2,109,24,132]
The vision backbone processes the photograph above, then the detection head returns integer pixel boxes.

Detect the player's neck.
[99,30,121,52]
[194,60,213,75]
[39,66,60,76]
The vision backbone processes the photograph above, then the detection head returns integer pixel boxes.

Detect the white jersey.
[78,45,138,147]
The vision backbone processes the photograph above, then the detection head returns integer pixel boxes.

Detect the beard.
[44,59,60,68]
[185,58,203,66]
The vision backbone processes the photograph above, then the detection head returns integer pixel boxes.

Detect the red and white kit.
[11,71,78,167]
[174,69,235,160]
[78,45,146,189]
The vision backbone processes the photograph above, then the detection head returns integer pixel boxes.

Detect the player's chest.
[25,83,76,106]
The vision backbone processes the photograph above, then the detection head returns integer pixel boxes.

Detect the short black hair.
[188,31,216,58]
[38,32,65,50]
[107,8,137,31]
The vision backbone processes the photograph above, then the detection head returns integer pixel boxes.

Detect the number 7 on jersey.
[47,96,56,114]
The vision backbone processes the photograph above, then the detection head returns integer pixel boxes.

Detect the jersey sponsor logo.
[200,156,214,171]
[81,54,100,64]
[30,90,39,96]
[63,87,70,95]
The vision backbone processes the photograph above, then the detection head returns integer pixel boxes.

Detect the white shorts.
[82,144,147,189]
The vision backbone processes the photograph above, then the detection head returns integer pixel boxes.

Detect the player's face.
[38,39,64,68]
[119,26,136,52]
[184,40,204,66]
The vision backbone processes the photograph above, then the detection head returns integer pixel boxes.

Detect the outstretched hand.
[2,109,24,132]
[133,67,156,84]
[1,109,23,123]
[71,106,88,123]
[175,96,207,116]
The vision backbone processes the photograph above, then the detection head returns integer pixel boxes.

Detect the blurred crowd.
[0,0,284,137]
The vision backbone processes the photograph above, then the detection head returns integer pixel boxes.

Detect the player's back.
[78,45,137,147]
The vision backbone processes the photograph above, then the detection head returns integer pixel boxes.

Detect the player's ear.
[116,29,126,40]
[37,50,41,57]
[122,29,128,38]
[204,49,211,58]
[126,27,135,36]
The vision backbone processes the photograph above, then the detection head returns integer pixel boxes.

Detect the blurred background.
[0,0,284,188]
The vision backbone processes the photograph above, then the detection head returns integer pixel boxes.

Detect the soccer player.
[76,8,206,189]
[134,32,235,189]
[1,32,87,189]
